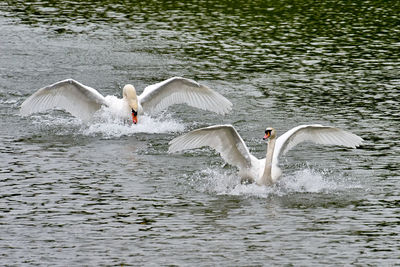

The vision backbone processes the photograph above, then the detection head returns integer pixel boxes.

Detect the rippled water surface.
[1,1,399,265]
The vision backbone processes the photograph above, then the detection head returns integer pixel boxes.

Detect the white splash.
[30,113,82,135]
[29,110,185,138]
[82,113,184,138]
[185,167,361,198]
[281,169,342,193]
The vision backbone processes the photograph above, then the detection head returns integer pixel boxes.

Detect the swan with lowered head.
[169,124,363,186]
[20,77,232,124]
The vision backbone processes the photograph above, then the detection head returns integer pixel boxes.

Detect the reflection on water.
[1,0,399,266]
[3,1,398,75]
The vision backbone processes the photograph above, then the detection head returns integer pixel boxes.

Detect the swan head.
[123,84,138,124]
[263,127,276,141]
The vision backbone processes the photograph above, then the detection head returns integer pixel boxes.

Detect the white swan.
[20,77,232,123]
[169,124,363,186]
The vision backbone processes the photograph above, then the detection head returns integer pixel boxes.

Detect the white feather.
[138,77,232,115]
[274,124,364,165]
[20,77,232,122]
[168,124,252,170]
[169,124,363,186]
[20,79,107,121]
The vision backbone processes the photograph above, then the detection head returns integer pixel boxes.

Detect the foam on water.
[185,167,362,198]
[31,113,82,136]
[82,113,185,138]
[30,110,185,138]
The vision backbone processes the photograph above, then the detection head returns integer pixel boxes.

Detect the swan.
[20,77,232,123]
[169,124,363,186]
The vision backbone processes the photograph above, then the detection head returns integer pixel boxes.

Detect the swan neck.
[261,137,276,186]
[123,85,138,111]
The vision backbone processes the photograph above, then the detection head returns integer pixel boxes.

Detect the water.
[1,1,399,265]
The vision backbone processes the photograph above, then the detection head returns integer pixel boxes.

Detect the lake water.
[1,1,399,265]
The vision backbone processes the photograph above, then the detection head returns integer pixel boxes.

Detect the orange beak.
[263,132,270,140]
[132,109,138,124]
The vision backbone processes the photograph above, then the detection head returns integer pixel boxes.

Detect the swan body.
[20,77,232,123]
[169,124,363,186]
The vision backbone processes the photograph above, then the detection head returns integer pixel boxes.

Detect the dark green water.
[1,1,399,265]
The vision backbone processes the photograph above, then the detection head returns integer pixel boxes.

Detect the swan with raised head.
[169,124,363,186]
[20,77,232,124]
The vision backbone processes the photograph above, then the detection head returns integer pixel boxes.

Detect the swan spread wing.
[20,79,107,121]
[168,124,252,170]
[274,124,363,161]
[138,77,232,115]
